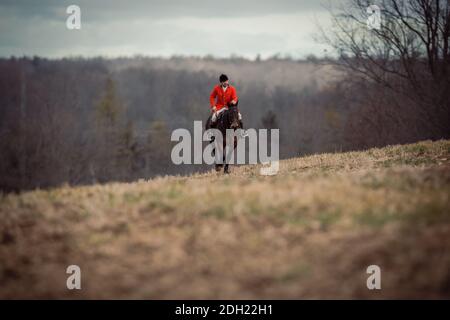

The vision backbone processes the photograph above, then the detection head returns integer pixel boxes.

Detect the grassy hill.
[0,140,449,299]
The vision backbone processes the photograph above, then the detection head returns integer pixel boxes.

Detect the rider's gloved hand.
[211,106,218,123]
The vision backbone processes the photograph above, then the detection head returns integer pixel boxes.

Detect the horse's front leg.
[223,147,230,174]
[214,147,223,172]
[224,136,238,174]
[223,138,231,174]
[214,137,225,172]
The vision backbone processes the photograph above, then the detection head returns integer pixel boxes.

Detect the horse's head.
[228,102,240,130]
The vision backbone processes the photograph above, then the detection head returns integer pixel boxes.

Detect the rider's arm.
[230,87,238,105]
[210,87,217,110]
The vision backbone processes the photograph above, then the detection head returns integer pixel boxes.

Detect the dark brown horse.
[205,102,242,174]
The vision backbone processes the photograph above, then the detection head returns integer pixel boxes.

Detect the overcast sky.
[0,0,334,59]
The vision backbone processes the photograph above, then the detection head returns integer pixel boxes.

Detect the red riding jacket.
[209,85,238,111]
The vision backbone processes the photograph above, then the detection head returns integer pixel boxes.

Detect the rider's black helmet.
[219,74,228,82]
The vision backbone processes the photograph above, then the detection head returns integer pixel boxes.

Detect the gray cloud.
[0,0,331,58]
[1,0,325,20]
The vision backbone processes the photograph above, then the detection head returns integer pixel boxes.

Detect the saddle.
[205,101,243,135]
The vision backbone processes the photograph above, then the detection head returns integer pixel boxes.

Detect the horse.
[205,102,242,174]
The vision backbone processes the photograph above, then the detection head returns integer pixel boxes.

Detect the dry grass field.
[1,140,449,299]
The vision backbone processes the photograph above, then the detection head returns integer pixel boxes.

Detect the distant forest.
[0,56,448,192]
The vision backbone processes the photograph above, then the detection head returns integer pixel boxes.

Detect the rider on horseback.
[206,74,244,133]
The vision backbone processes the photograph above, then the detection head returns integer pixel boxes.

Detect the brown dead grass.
[0,140,449,299]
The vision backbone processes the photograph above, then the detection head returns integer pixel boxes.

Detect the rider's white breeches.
[212,112,242,123]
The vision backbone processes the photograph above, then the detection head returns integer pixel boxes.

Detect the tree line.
[0,50,448,192]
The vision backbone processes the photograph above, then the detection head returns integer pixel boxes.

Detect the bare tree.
[321,0,450,138]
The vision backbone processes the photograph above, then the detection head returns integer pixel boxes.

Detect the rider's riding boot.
[206,113,217,142]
